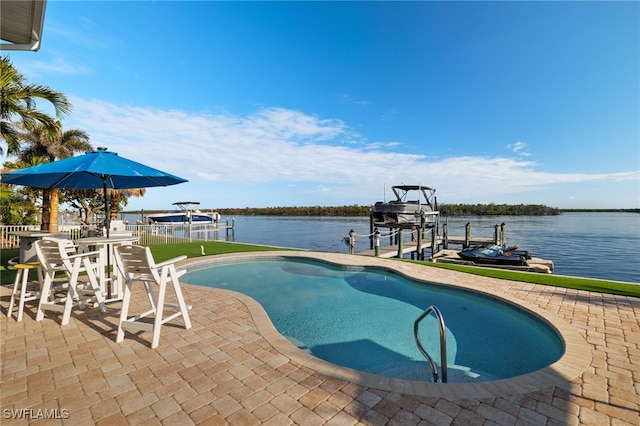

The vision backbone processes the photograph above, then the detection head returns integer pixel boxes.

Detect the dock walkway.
[356,235,495,259]
[358,241,430,258]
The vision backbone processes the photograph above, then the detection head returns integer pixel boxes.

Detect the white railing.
[1,225,40,249]
[1,222,235,249]
[123,223,234,245]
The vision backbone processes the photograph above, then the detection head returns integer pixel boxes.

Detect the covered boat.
[146,202,219,224]
[458,244,532,266]
[372,185,439,227]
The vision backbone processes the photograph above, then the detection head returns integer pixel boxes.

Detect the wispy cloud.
[64,98,639,205]
[506,141,532,157]
[510,141,527,152]
[16,58,90,77]
[337,93,369,106]
[365,141,402,150]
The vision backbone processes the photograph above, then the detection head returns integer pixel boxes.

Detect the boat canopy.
[390,185,436,205]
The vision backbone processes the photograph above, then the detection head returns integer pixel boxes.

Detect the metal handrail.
[414,305,448,383]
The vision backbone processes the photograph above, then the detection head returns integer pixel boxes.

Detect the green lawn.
[416,262,640,298]
[2,241,638,298]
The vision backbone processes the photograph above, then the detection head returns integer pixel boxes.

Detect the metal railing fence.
[1,222,234,250]
[126,223,234,245]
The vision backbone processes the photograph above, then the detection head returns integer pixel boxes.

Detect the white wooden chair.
[35,239,107,325]
[114,244,192,348]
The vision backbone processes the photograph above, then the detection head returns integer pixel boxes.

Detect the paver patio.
[1,252,638,425]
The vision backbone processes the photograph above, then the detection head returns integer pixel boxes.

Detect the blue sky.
[3,1,639,210]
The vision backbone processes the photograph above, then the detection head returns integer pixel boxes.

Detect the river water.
[126,212,639,283]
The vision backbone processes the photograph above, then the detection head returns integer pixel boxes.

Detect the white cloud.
[63,98,639,208]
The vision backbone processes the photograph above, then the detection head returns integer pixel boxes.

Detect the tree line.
[208,203,562,217]
[439,203,561,216]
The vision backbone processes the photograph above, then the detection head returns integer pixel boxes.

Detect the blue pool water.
[182,257,564,382]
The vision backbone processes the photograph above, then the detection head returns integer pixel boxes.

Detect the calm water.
[126,212,640,283]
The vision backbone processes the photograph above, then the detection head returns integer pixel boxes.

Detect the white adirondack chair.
[114,244,192,348]
[35,239,107,325]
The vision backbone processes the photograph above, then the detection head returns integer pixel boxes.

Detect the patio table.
[76,236,139,301]
[9,231,70,263]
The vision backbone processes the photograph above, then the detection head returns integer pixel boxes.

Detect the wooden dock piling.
[353,218,553,273]
[465,222,471,248]
[356,220,508,259]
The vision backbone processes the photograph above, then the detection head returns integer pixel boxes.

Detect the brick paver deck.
[1,251,638,425]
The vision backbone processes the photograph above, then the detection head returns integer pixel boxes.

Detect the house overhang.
[1,0,47,51]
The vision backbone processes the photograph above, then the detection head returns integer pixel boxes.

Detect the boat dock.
[360,184,553,273]
[352,222,507,257]
[351,220,554,274]
[355,238,554,274]
[433,249,554,274]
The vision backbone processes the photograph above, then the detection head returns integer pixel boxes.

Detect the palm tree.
[108,188,146,221]
[0,56,71,156]
[18,124,92,232]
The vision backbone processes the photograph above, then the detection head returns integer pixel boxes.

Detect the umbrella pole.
[103,181,112,299]
[103,181,110,238]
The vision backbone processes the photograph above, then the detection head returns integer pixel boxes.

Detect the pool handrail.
[414,305,448,383]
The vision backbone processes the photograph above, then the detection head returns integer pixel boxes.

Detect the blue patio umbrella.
[2,147,188,299]
[1,147,188,235]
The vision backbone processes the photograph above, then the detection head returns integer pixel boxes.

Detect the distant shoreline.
[124,205,640,217]
[558,208,640,213]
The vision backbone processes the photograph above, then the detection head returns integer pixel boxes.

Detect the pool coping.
[180,251,593,400]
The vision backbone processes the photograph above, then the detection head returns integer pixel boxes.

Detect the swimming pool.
[182,255,565,383]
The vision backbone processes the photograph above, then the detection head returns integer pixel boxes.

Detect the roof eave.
[0,0,47,52]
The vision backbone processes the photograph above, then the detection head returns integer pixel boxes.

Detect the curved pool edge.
[180,251,593,399]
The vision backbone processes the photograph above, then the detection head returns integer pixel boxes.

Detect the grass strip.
[2,242,638,298]
[146,240,295,262]
[419,262,640,298]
